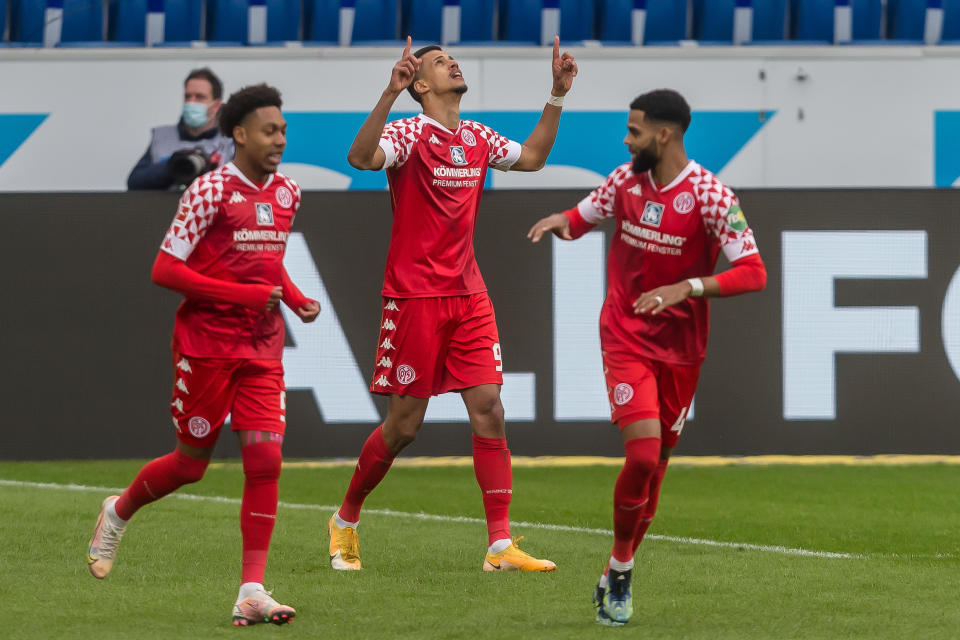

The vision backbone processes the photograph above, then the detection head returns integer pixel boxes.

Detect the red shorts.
[169,351,286,447]
[369,293,504,398]
[602,352,700,448]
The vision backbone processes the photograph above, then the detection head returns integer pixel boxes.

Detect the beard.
[631,142,660,174]
[452,84,468,95]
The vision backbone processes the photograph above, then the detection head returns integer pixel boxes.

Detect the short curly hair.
[218,84,283,139]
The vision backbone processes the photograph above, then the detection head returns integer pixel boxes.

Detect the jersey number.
[492,343,503,372]
[671,407,689,435]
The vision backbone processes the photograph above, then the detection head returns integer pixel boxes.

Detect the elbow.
[151,252,174,288]
[347,149,374,171]
[752,260,768,292]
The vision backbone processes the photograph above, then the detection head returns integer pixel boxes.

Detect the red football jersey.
[577,160,759,365]
[377,114,521,298]
[160,163,302,359]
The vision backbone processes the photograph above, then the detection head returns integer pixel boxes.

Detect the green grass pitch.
[1,460,958,639]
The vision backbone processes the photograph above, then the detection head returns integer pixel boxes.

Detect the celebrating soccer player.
[527,89,767,625]
[85,84,319,626]
[328,37,577,573]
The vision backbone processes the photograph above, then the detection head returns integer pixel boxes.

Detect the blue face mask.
[182,102,210,129]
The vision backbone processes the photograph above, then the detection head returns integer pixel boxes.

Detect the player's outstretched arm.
[512,36,578,172]
[280,265,320,323]
[152,251,281,311]
[527,213,572,242]
[633,254,767,316]
[347,36,421,171]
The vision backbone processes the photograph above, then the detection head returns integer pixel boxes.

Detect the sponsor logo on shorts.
[673,192,696,214]
[377,356,393,368]
[613,383,634,406]
[396,364,417,385]
[255,203,274,226]
[382,319,397,330]
[380,338,395,350]
[188,416,211,438]
[460,129,477,147]
[374,375,391,387]
[177,357,192,373]
[384,300,399,311]
[176,378,189,394]
[276,186,293,209]
[171,398,185,413]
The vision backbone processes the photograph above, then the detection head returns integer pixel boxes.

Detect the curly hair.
[218,84,283,139]
[630,89,691,133]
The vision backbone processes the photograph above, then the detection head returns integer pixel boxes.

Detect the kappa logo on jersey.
[377,356,393,368]
[384,300,399,311]
[188,416,211,438]
[171,398,185,413]
[276,186,293,209]
[613,383,634,406]
[396,364,417,385]
[229,191,246,204]
[429,134,441,145]
[255,203,274,226]
[460,129,477,147]
[175,378,189,394]
[449,146,467,165]
[177,357,192,373]
[673,192,696,214]
[382,319,397,330]
[726,205,748,231]
[640,201,665,227]
[627,184,643,197]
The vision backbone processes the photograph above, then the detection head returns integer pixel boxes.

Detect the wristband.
[687,277,704,297]
[547,94,565,107]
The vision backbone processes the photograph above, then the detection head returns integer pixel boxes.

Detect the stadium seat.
[207,0,301,42]
[498,0,594,43]
[303,0,339,41]
[789,0,834,40]
[943,0,960,40]
[599,0,688,43]
[402,0,495,42]
[10,0,103,43]
[886,0,927,39]
[752,0,788,40]
[352,0,399,41]
[0,0,6,42]
[694,0,770,42]
[109,0,204,43]
[852,0,884,39]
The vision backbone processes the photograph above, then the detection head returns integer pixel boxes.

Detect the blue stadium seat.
[753,0,788,39]
[352,0,398,41]
[0,0,6,42]
[110,0,203,42]
[208,0,300,42]
[10,0,103,43]
[402,0,495,42]
[498,0,594,43]
[789,0,833,40]
[943,0,960,40]
[303,0,339,41]
[852,0,884,39]
[886,0,928,39]
[599,0,689,42]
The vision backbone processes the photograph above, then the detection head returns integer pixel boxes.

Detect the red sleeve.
[563,207,596,240]
[280,266,310,310]
[151,251,274,309]
[714,253,767,296]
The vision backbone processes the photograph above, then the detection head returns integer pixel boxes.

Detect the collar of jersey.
[417,113,459,135]
[224,162,275,191]
[647,160,698,194]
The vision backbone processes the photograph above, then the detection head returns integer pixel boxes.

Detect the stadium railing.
[1,0,957,47]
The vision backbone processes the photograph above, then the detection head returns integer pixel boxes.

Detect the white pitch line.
[0,478,862,560]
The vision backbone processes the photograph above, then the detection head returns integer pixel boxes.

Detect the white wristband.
[687,277,704,297]
[547,94,565,107]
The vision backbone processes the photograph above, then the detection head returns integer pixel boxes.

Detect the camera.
[167,148,212,184]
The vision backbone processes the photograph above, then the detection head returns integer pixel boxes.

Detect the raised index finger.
[402,35,411,58]
[552,35,559,62]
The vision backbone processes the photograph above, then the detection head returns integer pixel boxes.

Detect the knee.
[624,437,660,476]
[242,442,283,482]
[384,416,422,450]
[173,450,209,485]
[469,394,505,427]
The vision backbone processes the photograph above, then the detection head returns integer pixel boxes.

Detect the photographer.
[127,68,234,191]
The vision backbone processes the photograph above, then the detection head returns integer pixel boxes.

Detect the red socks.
[611,437,661,563]
[472,435,513,545]
[338,425,395,523]
[240,441,283,585]
[633,459,668,553]
[114,449,209,521]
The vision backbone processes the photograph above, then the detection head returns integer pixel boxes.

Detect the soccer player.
[527,89,767,625]
[329,37,577,573]
[85,84,319,627]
